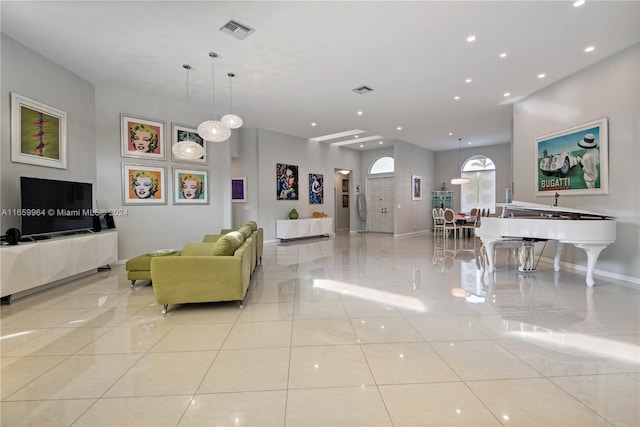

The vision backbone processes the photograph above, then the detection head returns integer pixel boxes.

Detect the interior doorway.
[366,175,394,233]
[334,169,351,232]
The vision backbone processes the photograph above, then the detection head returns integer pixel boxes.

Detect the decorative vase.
[288,208,299,219]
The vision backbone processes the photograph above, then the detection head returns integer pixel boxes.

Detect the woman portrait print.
[179,173,204,199]
[129,123,159,154]
[309,173,324,204]
[130,170,160,199]
[276,163,299,200]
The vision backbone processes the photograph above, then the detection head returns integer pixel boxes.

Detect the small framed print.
[122,163,167,205]
[171,123,206,164]
[412,175,422,200]
[232,177,247,202]
[342,194,349,208]
[121,114,166,160]
[11,93,67,169]
[174,168,209,205]
[341,179,349,193]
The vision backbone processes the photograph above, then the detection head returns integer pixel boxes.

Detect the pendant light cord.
[228,73,235,114]
[210,52,218,120]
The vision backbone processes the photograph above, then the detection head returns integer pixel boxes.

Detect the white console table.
[276,218,333,241]
[0,230,118,302]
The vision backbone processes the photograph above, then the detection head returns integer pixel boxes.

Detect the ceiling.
[2,1,639,152]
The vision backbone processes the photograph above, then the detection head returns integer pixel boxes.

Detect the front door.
[366,176,394,233]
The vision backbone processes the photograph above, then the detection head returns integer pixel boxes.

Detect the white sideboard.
[276,218,333,240]
[0,230,118,301]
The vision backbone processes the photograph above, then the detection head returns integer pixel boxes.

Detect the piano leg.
[518,241,536,272]
[481,239,496,272]
[573,243,607,287]
[553,241,564,271]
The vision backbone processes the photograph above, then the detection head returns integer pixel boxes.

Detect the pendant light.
[173,64,205,160]
[451,137,471,185]
[221,72,243,129]
[197,52,231,142]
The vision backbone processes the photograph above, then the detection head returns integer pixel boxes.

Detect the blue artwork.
[309,173,323,204]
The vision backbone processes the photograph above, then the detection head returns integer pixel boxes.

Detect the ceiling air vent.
[220,20,255,40]
[353,85,374,95]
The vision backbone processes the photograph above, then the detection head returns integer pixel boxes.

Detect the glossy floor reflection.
[1,232,638,426]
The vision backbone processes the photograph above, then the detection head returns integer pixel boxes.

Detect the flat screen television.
[20,177,93,237]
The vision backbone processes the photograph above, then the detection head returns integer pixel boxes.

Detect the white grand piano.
[476,201,615,287]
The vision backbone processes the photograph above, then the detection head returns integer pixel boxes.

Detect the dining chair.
[432,208,445,235]
[460,208,481,238]
[443,208,458,239]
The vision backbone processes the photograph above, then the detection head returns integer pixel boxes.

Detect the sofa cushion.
[212,231,244,256]
[238,225,253,239]
[245,221,258,232]
[182,243,217,256]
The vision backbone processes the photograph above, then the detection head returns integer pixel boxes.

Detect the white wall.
[245,128,361,241]
[94,85,231,260]
[394,140,435,236]
[1,35,96,232]
[513,44,639,282]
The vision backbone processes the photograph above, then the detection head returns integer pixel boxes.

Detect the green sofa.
[149,222,263,313]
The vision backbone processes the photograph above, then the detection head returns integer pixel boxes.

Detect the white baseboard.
[538,256,640,289]
[394,230,430,239]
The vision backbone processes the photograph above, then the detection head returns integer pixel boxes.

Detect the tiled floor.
[1,232,639,426]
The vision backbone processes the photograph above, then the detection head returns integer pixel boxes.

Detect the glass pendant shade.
[451,177,471,185]
[197,120,231,142]
[172,139,204,160]
[221,113,243,129]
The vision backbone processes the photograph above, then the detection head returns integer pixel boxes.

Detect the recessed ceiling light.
[311,122,317,126]
[499,52,507,58]
[585,45,595,53]
[537,73,546,79]
[573,0,585,7]
[467,35,476,42]
[360,144,364,148]
[504,92,510,97]
[379,141,383,145]
[354,135,359,138]
[465,78,472,83]
[357,111,363,115]
[397,126,402,131]
[448,132,453,136]
[454,96,460,100]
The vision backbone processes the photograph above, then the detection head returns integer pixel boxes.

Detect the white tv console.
[0,230,118,303]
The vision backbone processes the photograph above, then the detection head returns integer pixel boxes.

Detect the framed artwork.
[276,163,299,200]
[309,173,324,204]
[412,175,422,200]
[535,118,608,196]
[232,177,247,202]
[122,163,167,205]
[11,93,67,169]
[342,179,349,193]
[342,194,349,208]
[121,114,166,160]
[171,123,206,164]
[173,168,209,204]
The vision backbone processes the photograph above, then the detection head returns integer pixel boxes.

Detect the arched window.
[370,156,394,174]
[460,155,496,214]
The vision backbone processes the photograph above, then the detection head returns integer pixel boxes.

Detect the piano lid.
[497,200,614,220]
